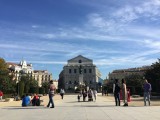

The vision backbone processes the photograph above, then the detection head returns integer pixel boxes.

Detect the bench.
[5,98,14,102]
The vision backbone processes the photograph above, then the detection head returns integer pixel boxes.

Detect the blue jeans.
[114,93,120,106]
[47,94,54,107]
[144,92,150,106]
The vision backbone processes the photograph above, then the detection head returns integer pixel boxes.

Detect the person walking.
[82,90,87,102]
[60,88,65,99]
[121,79,128,106]
[143,79,152,106]
[88,89,93,101]
[113,79,120,106]
[47,80,56,108]
[93,89,97,101]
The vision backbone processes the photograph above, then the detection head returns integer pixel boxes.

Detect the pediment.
[68,55,93,65]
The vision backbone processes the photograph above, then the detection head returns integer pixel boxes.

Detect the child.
[77,94,81,102]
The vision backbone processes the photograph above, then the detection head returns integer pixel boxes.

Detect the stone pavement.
[0,94,160,120]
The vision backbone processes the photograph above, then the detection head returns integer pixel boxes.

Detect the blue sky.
[0,0,160,80]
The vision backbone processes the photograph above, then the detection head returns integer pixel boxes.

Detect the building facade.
[33,70,52,87]
[7,60,53,87]
[7,60,33,82]
[58,55,101,90]
[108,66,151,83]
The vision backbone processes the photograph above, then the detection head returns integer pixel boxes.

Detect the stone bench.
[5,98,14,102]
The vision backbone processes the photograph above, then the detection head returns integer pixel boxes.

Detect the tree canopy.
[0,58,16,93]
[145,59,160,93]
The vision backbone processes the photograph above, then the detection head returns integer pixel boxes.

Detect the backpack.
[114,83,120,93]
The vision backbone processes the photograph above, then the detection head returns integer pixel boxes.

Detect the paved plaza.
[0,94,160,120]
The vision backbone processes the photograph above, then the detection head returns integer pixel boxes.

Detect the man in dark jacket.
[113,79,120,106]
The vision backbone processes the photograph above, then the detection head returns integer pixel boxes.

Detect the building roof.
[34,70,47,73]
[112,66,152,73]
[68,55,92,62]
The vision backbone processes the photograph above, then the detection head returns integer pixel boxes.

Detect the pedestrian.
[82,90,87,102]
[0,90,3,101]
[102,89,104,96]
[143,79,152,106]
[88,89,93,101]
[113,79,120,106]
[93,89,97,101]
[104,90,107,96]
[121,79,128,106]
[77,94,81,102]
[47,80,56,108]
[60,88,65,99]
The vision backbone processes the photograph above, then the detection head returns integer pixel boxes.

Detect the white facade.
[7,60,33,82]
[59,55,101,90]
[7,60,52,87]
[33,70,52,87]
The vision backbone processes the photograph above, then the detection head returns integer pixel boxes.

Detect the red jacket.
[0,91,3,96]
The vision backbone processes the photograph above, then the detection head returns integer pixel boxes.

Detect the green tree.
[145,59,160,93]
[20,74,38,94]
[0,58,15,93]
[125,74,144,95]
[39,87,45,94]
[42,82,49,94]
[19,80,25,97]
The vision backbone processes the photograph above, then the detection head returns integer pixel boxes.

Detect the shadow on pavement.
[1,106,47,110]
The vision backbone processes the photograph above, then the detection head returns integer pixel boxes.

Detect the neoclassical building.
[108,66,151,83]
[7,60,53,87]
[7,60,33,81]
[33,70,52,87]
[8,60,33,74]
[58,55,101,90]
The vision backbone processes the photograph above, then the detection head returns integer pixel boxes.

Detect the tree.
[20,74,38,94]
[19,80,25,97]
[42,82,49,94]
[145,59,160,93]
[39,87,45,94]
[125,74,144,95]
[0,58,15,93]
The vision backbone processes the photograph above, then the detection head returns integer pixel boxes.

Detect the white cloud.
[114,0,160,23]
[31,25,39,28]
[142,39,160,49]
[43,33,56,39]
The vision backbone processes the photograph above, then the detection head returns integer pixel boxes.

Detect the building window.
[79,60,82,63]
[89,69,92,73]
[74,69,77,73]
[84,69,86,73]
[69,81,72,84]
[90,81,92,84]
[74,81,77,84]
[69,69,72,73]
